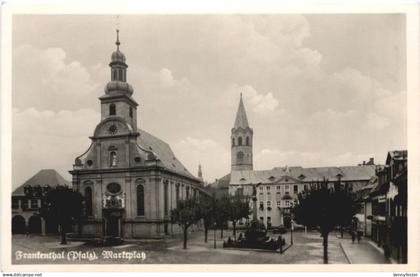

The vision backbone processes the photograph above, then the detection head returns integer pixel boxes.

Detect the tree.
[227,195,251,240]
[40,185,83,245]
[214,197,229,238]
[198,196,215,243]
[293,178,357,264]
[171,198,201,249]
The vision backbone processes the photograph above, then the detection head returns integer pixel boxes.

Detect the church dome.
[111,50,126,63]
[104,80,133,95]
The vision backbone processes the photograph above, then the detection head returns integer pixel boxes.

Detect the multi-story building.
[69,31,207,239]
[370,150,407,263]
[11,169,70,235]
[214,96,378,228]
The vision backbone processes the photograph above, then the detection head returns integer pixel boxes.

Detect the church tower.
[99,29,138,130]
[231,94,253,171]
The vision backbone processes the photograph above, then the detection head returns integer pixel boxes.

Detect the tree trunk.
[204,227,208,243]
[323,232,328,264]
[60,223,67,245]
[233,221,237,240]
[183,226,188,249]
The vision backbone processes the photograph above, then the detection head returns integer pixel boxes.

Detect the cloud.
[12,107,100,189]
[225,84,280,114]
[13,45,103,111]
[173,136,230,182]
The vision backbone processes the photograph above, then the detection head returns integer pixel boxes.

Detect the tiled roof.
[137,128,198,181]
[234,95,250,129]
[13,169,71,196]
[229,165,377,185]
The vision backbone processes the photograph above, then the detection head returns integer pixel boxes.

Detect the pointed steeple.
[234,93,250,129]
[198,164,203,180]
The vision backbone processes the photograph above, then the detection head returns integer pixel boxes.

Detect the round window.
[107,183,121,194]
[86,160,93,166]
[134,157,141,163]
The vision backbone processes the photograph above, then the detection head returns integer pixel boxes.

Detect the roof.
[137,128,198,181]
[209,173,231,189]
[234,94,250,129]
[13,169,71,196]
[229,165,377,185]
[386,150,407,164]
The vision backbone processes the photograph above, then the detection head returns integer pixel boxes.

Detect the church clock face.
[108,124,118,135]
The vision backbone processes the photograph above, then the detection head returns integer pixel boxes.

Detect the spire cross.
[116,29,120,50]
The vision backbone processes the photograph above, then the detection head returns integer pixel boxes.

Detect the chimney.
[363,161,366,165]
[369,157,374,165]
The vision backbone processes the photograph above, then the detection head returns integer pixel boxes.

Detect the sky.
[12,14,407,189]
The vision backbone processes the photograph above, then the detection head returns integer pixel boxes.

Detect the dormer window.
[269,176,276,182]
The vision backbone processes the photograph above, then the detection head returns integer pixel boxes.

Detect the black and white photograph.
[2,3,419,272]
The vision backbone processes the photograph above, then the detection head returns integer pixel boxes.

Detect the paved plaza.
[11,230,389,264]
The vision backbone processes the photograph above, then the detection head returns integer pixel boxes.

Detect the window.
[129,107,133,118]
[85,187,93,216]
[259,217,264,224]
[109,104,116,116]
[186,187,190,199]
[294,185,298,193]
[259,186,263,191]
[30,199,39,209]
[22,199,29,209]
[164,183,169,216]
[176,185,180,207]
[259,192,263,197]
[12,198,19,209]
[259,201,264,207]
[277,201,281,207]
[237,151,244,162]
[267,201,271,208]
[238,136,242,146]
[246,136,250,146]
[285,200,290,207]
[137,185,145,216]
[276,186,281,190]
[232,138,235,146]
[304,184,308,191]
[267,217,271,228]
[110,151,117,166]
[266,186,271,191]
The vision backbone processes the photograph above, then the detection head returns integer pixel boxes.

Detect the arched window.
[110,151,117,167]
[137,185,145,216]
[129,107,133,118]
[85,187,93,216]
[238,136,243,146]
[176,184,180,207]
[186,187,190,199]
[232,138,235,146]
[109,104,116,116]
[246,136,250,146]
[237,151,244,163]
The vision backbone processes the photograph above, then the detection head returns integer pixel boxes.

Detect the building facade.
[369,150,407,263]
[12,169,70,235]
[219,96,378,229]
[69,31,206,239]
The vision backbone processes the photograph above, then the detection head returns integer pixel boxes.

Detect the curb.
[339,242,352,264]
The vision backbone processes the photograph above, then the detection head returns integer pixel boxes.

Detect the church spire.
[234,93,250,129]
[198,164,203,180]
[116,29,120,51]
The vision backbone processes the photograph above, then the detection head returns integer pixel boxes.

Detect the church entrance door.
[106,215,120,237]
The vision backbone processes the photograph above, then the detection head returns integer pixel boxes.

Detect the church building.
[213,95,378,229]
[69,31,206,239]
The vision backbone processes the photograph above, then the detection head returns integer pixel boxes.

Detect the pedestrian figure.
[350,231,355,243]
[357,230,362,243]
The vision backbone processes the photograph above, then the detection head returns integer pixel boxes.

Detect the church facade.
[216,95,378,229]
[69,31,206,239]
